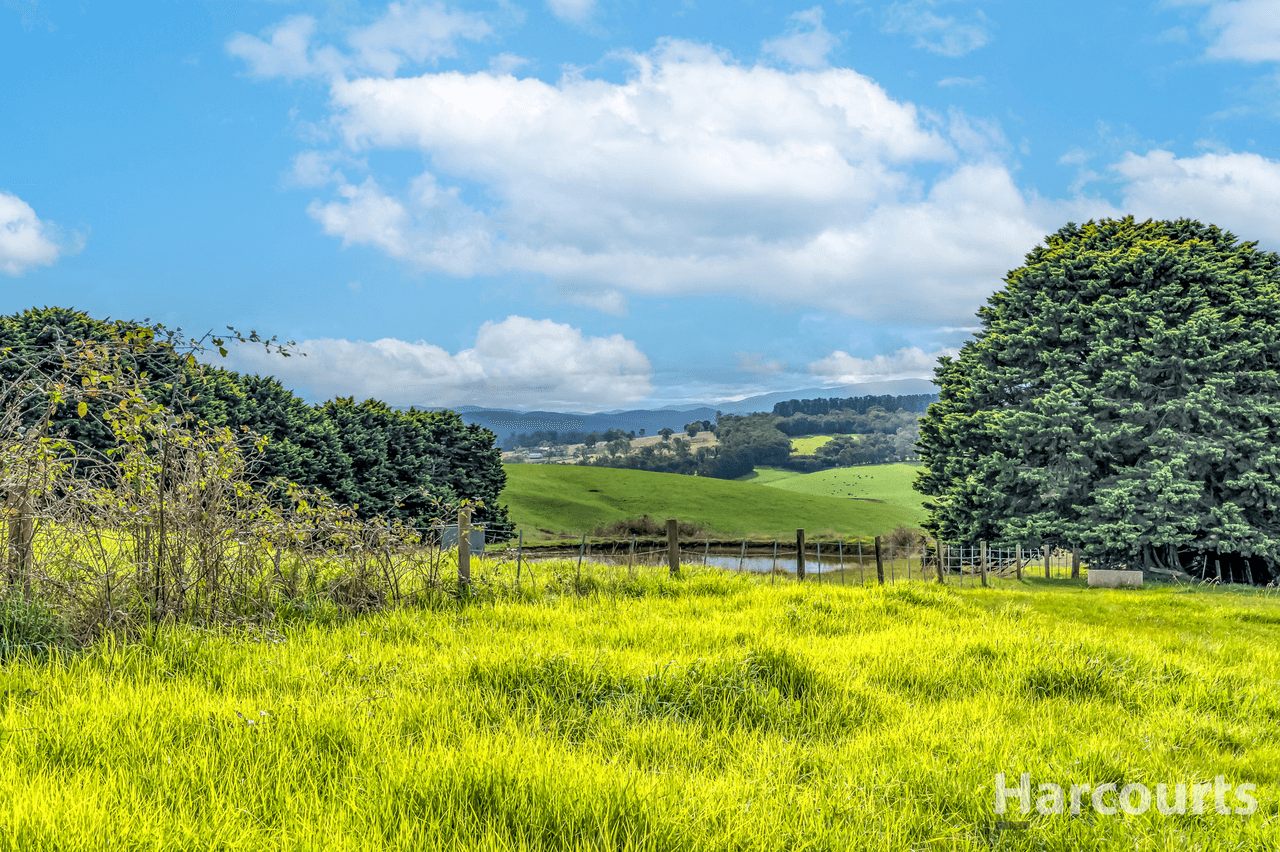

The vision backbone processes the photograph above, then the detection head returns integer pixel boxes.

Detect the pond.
[515,546,936,581]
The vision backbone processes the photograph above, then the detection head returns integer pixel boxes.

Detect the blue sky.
[5,0,1280,411]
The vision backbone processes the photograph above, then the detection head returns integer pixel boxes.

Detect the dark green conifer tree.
[915,218,1280,581]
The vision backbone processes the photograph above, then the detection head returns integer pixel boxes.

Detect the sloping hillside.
[502,464,921,539]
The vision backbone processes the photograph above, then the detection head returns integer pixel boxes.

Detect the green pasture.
[501,464,920,540]
[3,566,1279,851]
[789,434,838,454]
[734,467,796,485]
[744,463,929,524]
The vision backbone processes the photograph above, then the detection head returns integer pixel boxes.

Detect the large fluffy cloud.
[1116,149,1280,243]
[0,191,73,276]
[227,315,653,410]
[294,40,1106,324]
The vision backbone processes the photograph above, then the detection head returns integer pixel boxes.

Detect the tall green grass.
[3,563,1278,850]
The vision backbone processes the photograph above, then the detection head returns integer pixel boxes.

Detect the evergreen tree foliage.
[915,218,1280,581]
[0,307,513,537]
[708,413,791,478]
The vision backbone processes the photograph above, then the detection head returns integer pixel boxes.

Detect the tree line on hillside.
[772,393,936,418]
[579,405,920,479]
[502,428,634,451]
[774,407,922,437]
[0,307,512,536]
[579,412,789,479]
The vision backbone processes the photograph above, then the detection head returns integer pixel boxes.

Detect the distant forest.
[771,393,936,417]
[501,428,633,451]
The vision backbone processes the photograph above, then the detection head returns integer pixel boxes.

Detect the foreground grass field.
[3,565,1278,850]
[501,464,921,539]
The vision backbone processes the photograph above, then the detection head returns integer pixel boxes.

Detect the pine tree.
[915,218,1280,581]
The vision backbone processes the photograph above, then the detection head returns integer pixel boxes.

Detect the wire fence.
[471,524,1085,588]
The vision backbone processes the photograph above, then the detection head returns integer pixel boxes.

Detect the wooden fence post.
[874,536,885,585]
[7,487,34,593]
[1016,545,1023,581]
[457,508,471,589]
[1071,548,1080,579]
[935,538,945,584]
[980,540,988,587]
[667,518,680,578]
[516,530,523,587]
[1043,545,1050,580]
[796,528,806,581]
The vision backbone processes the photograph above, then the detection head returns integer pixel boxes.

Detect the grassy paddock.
[2,562,1278,850]
[789,435,838,455]
[501,464,921,540]
[747,464,928,523]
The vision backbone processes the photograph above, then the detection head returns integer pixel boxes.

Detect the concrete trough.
[1087,569,1143,588]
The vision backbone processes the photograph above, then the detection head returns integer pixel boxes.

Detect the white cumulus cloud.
[227,315,653,411]
[808,346,958,384]
[348,2,492,76]
[1115,149,1280,243]
[0,191,76,276]
[301,40,1108,324]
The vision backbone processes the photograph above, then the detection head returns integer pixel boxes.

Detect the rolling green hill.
[745,464,928,523]
[501,464,922,539]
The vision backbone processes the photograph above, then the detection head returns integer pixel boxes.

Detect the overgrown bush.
[0,323,443,647]
[593,514,703,538]
[887,524,926,551]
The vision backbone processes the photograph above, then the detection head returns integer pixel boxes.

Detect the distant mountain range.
[446,378,938,439]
